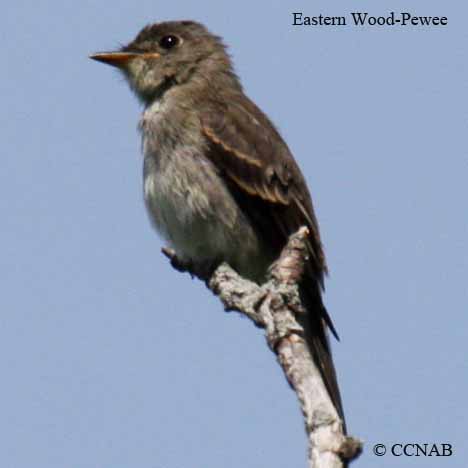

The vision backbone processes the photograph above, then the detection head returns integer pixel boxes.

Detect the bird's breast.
[143,142,271,280]
[140,99,273,280]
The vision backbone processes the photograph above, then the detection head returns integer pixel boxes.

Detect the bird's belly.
[143,149,272,281]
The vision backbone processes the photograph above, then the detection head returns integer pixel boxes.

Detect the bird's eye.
[159,35,180,50]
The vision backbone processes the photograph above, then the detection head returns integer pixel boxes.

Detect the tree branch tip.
[268,227,310,284]
[297,225,310,237]
[160,230,360,467]
[338,436,363,463]
[161,246,174,260]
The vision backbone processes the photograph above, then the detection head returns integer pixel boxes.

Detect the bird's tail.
[300,285,346,433]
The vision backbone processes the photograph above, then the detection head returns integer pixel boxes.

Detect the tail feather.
[300,284,346,433]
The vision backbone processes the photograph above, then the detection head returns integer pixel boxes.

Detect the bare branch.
[162,227,362,467]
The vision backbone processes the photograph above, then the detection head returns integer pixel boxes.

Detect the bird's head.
[90,21,238,105]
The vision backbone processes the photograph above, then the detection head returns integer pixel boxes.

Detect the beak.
[89,51,161,68]
[89,52,140,68]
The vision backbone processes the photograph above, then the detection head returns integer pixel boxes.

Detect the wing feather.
[200,96,327,281]
[199,95,345,424]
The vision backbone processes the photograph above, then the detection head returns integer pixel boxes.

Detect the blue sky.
[2,1,467,467]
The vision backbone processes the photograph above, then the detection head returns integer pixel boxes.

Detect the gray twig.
[163,227,362,467]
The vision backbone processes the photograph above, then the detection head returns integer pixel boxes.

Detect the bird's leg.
[161,247,193,274]
[161,247,218,281]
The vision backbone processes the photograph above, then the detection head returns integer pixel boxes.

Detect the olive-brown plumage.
[91,20,345,426]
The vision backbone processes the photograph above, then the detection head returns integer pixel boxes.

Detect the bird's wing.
[200,95,327,284]
[200,95,346,426]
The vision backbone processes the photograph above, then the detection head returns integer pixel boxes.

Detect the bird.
[90,20,345,426]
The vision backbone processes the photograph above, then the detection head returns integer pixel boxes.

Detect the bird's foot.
[161,247,193,274]
[161,247,217,281]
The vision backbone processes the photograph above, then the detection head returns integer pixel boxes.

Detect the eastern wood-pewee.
[90,20,345,425]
